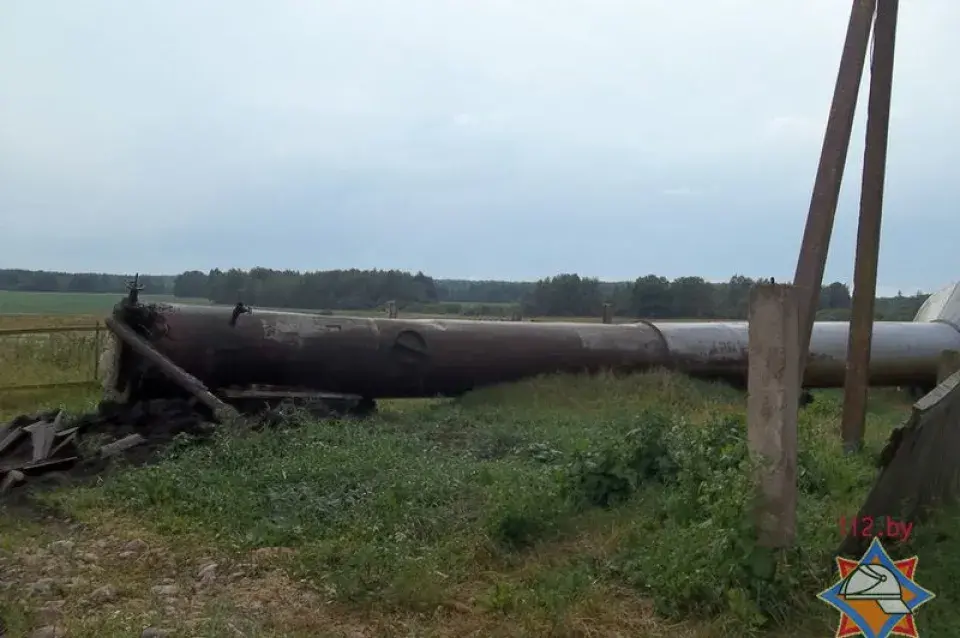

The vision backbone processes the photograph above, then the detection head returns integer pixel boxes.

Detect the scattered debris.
[99,434,147,459]
[24,417,58,462]
[0,391,366,495]
[0,399,216,496]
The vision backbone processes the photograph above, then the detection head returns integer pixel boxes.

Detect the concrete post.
[602,303,613,324]
[748,283,801,548]
[387,301,398,319]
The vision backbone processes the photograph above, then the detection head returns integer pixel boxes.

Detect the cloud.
[0,0,958,292]
[763,115,821,145]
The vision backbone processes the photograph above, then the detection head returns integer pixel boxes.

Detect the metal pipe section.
[121,301,960,399]
[657,320,960,388]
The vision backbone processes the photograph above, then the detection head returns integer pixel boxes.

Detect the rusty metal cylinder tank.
[135,304,675,397]
[126,301,960,398]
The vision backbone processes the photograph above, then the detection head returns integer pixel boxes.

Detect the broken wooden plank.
[53,426,78,440]
[19,457,79,475]
[50,431,80,460]
[0,427,26,456]
[12,413,49,428]
[24,421,57,462]
[100,434,146,458]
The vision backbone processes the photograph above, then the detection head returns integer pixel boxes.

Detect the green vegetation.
[0,267,930,320]
[18,372,954,636]
[0,322,103,416]
[0,291,206,316]
[0,269,175,295]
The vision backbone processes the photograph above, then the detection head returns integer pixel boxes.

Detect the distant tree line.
[176,268,440,311]
[0,267,931,321]
[519,273,928,321]
[0,269,173,295]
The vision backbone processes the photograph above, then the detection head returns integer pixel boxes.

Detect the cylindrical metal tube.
[136,305,672,397]
[123,303,960,399]
[655,320,960,388]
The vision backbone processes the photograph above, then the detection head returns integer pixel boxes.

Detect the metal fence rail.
[0,323,103,392]
[0,325,104,336]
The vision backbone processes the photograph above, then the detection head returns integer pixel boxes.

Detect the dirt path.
[1,504,382,638]
[0,502,719,638]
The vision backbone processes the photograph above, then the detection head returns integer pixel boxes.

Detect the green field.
[0,290,514,318]
[0,290,209,316]
[0,290,639,326]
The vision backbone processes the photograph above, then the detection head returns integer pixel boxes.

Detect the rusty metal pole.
[841,0,899,453]
[794,0,877,374]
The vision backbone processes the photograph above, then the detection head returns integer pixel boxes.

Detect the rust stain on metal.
[707,341,746,357]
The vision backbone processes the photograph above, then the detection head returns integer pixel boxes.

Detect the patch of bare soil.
[0,509,720,638]
[0,512,380,637]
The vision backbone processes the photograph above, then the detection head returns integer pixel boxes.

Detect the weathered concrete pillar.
[601,303,613,324]
[386,301,398,319]
[747,283,801,548]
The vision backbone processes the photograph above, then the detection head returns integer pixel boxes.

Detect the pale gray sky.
[1,0,957,294]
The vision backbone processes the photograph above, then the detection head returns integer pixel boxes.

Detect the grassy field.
[1,303,959,636]
[0,290,213,317]
[0,302,113,415]
[0,290,649,324]
[3,373,958,637]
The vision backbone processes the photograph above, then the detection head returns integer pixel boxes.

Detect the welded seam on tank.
[635,319,675,369]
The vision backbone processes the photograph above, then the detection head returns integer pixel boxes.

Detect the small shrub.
[487,474,568,550]
[565,409,679,507]
[568,409,839,630]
